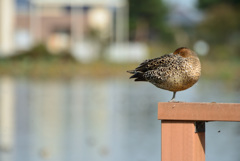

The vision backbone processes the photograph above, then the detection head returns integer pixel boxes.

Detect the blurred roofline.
[30,0,127,8]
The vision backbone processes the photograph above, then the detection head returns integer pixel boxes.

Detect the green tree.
[196,0,240,59]
[128,0,172,42]
[198,0,240,9]
[197,4,239,43]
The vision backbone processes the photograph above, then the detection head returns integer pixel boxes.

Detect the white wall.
[0,0,15,56]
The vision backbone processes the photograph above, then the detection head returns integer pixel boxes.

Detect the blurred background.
[0,0,240,161]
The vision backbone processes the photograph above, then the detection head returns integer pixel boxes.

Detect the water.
[0,76,239,161]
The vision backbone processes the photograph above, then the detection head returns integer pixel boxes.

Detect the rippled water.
[0,77,239,161]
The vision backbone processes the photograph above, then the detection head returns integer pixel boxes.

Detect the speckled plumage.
[127,47,201,101]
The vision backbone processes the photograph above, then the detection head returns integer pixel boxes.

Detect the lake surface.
[0,76,239,161]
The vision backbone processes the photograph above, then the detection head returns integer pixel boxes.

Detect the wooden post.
[161,121,205,161]
[158,102,240,161]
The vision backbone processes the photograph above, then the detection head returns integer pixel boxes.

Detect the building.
[0,0,148,63]
[0,0,15,56]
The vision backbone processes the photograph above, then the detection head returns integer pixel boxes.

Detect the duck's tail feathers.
[129,72,146,81]
[127,70,135,74]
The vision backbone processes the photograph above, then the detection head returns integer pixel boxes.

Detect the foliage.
[128,0,173,41]
[196,1,240,59]
[197,4,240,43]
[198,0,240,9]
[2,44,76,62]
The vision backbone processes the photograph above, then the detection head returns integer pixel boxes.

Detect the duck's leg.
[169,91,177,102]
[168,92,183,102]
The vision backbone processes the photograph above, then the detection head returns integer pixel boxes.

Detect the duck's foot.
[168,99,184,103]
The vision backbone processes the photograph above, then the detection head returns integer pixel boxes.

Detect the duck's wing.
[136,54,175,71]
[127,54,177,81]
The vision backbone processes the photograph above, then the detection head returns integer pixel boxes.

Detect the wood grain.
[161,121,205,161]
[158,102,240,121]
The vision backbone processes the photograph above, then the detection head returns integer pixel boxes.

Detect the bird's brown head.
[173,47,197,58]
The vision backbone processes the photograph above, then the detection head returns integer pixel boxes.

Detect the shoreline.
[0,59,239,81]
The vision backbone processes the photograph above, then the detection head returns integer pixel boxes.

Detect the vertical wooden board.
[161,121,205,161]
[194,132,205,161]
[161,121,172,161]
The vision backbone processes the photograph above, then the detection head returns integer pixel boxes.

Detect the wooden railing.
[158,102,240,161]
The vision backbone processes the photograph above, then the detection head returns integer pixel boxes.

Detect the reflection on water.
[0,77,15,161]
[0,77,239,161]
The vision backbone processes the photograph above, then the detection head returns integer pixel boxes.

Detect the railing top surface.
[158,102,240,121]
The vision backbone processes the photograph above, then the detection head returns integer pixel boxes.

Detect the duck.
[127,47,201,102]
